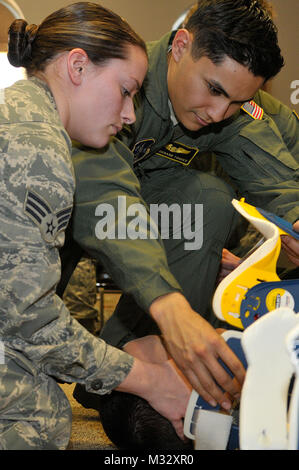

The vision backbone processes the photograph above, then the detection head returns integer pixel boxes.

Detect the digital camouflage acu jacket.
[0,78,133,393]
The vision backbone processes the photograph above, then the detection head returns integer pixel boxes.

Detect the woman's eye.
[122,88,131,98]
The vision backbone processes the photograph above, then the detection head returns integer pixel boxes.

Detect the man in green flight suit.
[61,0,299,417]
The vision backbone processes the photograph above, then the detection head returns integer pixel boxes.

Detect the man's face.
[167,32,265,131]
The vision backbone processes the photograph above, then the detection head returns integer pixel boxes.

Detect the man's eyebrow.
[209,79,254,104]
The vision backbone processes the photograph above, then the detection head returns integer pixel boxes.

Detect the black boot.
[73,383,102,412]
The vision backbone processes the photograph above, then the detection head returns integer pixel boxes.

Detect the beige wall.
[9,0,299,112]
[16,0,194,39]
[270,0,299,113]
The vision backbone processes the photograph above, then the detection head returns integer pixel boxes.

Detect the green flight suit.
[68,32,299,348]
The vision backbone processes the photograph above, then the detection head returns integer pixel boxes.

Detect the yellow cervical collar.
[213,198,284,329]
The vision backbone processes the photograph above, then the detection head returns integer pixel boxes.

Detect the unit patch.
[293,110,299,121]
[156,141,199,166]
[132,138,155,161]
[241,100,264,120]
[24,190,72,243]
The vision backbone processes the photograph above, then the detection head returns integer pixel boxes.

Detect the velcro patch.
[132,138,155,162]
[156,141,199,166]
[241,100,264,120]
[24,190,72,243]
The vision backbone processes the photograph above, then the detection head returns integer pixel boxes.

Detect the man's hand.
[150,292,245,411]
[281,220,299,266]
[217,248,241,284]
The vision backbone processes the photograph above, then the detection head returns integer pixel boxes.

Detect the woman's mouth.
[111,125,122,135]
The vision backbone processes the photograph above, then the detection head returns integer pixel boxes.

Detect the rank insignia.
[24,190,72,243]
[241,100,264,120]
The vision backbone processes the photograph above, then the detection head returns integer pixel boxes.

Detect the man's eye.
[208,83,222,96]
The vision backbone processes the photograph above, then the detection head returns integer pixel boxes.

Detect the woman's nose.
[122,98,136,125]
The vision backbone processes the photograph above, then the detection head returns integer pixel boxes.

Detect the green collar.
[144,32,172,121]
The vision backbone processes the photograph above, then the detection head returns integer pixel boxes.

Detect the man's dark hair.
[185,0,284,80]
[97,391,193,450]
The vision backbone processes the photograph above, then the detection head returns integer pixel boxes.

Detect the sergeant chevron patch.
[24,190,72,243]
[241,100,264,120]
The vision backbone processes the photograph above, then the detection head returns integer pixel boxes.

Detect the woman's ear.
[67,48,90,85]
[171,29,192,63]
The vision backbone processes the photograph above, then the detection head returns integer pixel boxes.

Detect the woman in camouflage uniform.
[0,2,190,450]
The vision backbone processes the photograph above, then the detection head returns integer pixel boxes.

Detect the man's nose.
[207,99,232,123]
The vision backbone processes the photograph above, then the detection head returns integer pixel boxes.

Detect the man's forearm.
[72,140,182,311]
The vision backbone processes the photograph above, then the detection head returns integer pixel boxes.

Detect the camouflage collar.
[29,76,57,110]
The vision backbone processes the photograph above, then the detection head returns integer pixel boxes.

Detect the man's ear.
[67,48,90,85]
[171,29,192,63]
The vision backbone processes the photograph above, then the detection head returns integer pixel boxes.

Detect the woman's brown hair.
[8,2,146,76]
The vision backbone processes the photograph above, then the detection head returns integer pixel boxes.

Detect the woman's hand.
[116,355,191,440]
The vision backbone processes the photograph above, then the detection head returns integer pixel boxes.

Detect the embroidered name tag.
[241,100,264,120]
[156,141,199,166]
[24,190,72,243]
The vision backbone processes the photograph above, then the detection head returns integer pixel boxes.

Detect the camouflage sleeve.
[0,122,133,393]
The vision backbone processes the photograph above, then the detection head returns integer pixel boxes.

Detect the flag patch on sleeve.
[241,100,264,120]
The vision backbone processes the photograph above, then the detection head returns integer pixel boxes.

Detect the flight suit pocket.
[239,120,299,175]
